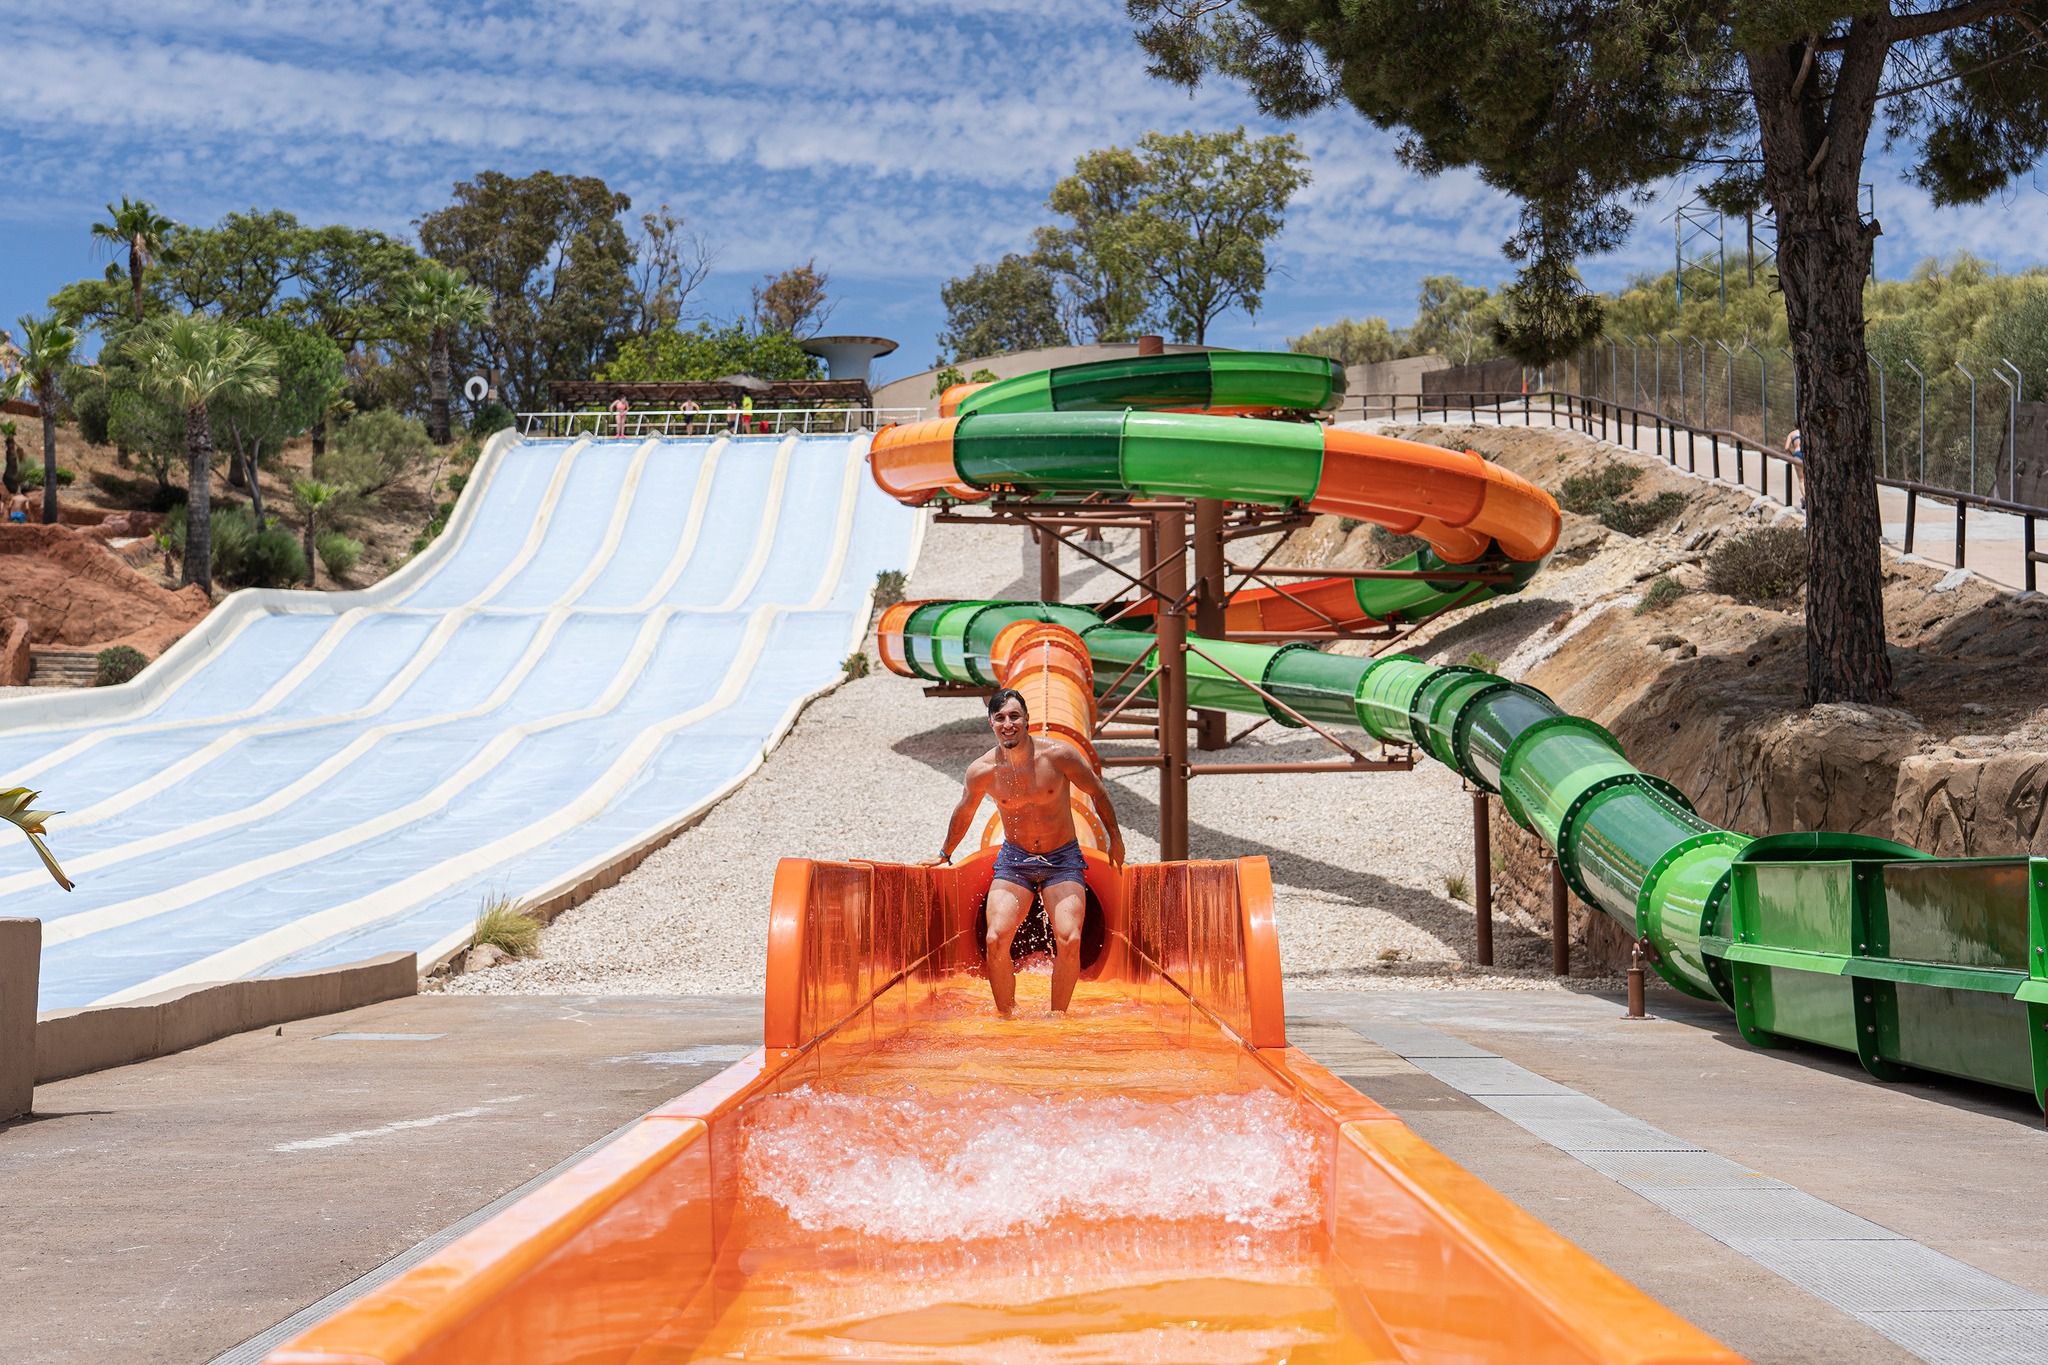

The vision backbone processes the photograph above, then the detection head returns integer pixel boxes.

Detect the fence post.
[1904,489,1918,553]
[2025,515,2038,594]
[1710,432,1720,479]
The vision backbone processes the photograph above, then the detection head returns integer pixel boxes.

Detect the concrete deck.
[2,983,2042,1364]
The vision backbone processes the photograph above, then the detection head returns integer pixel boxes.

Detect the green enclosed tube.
[1458,684,1566,790]
[1498,718,1637,844]
[959,603,1103,686]
[954,412,1129,491]
[898,601,958,682]
[930,600,995,684]
[955,350,1344,419]
[1079,627,1161,703]
[1412,669,1495,769]
[1263,647,1373,729]
[1639,834,1751,999]
[1354,655,1434,744]
[1183,637,1304,719]
[1120,412,1324,505]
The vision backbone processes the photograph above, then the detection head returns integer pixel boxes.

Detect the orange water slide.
[269,851,1742,1364]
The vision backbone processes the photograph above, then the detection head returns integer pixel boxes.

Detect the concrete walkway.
[4,985,2043,1364]
[0,993,758,1365]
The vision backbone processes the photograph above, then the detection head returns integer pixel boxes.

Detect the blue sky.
[5,0,2045,387]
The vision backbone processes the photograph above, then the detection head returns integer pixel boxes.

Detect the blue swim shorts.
[991,838,1088,894]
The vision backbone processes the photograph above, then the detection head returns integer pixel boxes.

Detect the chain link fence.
[1567,338,2042,503]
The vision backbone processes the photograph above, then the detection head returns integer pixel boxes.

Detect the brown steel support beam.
[1549,860,1571,976]
[1193,498,1228,751]
[1186,759,1416,775]
[1155,506,1189,861]
[1037,524,1060,602]
[1472,791,1494,967]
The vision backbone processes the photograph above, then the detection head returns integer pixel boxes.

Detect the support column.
[1549,860,1571,976]
[1036,523,1060,603]
[1192,498,1227,751]
[1472,793,1494,967]
[2,917,40,1122]
[1155,506,1189,862]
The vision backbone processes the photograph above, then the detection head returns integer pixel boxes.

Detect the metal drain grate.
[1723,1240,2048,1315]
[1641,1186,1896,1243]
[1861,1308,2048,1365]
[1470,1092,1705,1152]
[1421,1057,1574,1095]
[1572,1149,1790,1190]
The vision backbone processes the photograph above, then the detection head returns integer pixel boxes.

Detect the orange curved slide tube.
[1314,428,1559,563]
[866,417,985,504]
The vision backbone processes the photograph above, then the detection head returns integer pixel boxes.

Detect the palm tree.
[91,198,179,322]
[3,786,73,891]
[130,314,276,594]
[400,264,490,444]
[291,479,341,587]
[11,315,80,524]
[1,420,18,495]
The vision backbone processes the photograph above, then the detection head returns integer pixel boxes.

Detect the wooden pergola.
[546,379,872,409]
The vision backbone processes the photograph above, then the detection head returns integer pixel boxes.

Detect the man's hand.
[1107,831,1126,871]
[920,852,953,868]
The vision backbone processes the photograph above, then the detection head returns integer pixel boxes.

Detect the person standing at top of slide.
[931,688,1125,1017]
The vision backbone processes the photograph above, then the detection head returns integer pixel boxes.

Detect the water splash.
[740,1085,1322,1242]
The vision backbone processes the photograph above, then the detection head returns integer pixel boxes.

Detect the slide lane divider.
[0,425,529,739]
[3,437,590,775]
[47,436,805,955]
[41,437,670,833]
[81,435,872,997]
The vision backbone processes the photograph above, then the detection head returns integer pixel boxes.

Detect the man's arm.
[934,758,994,863]
[1049,745,1126,867]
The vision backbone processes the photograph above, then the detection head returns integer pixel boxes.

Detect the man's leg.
[1045,880,1086,1013]
[984,880,1032,1017]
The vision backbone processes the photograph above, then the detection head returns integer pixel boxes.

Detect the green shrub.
[1560,462,1684,537]
[1464,651,1499,673]
[1442,871,1472,904]
[1336,515,1364,532]
[873,569,907,608]
[446,471,468,496]
[1706,525,1806,603]
[316,531,363,579]
[207,504,256,579]
[411,498,456,555]
[18,465,75,490]
[842,650,871,679]
[317,408,433,495]
[470,895,542,958]
[1635,575,1688,614]
[469,402,514,438]
[1559,463,1641,513]
[1598,491,1688,537]
[239,526,309,589]
[95,645,148,687]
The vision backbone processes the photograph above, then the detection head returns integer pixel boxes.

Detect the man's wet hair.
[986,687,1028,719]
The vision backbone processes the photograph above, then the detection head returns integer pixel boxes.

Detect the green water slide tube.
[881,603,2048,1111]
[946,349,1344,418]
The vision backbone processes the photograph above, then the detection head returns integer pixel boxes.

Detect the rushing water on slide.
[667,975,1384,1363]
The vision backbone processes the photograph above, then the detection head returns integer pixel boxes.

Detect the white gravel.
[449,490,1597,1001]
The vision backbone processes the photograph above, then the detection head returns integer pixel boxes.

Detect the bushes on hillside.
[89,469,184,512]
[1559,462,1687,537]
[316,530,363,579]
[1635,575,1688,614]
[316,409,433,495]
[1707,525,1806,603]
[95,646,147,687]
[159,504,308,590]
[18,465,75,490]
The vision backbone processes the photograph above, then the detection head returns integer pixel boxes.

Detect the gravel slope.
[449,501,1587,1000]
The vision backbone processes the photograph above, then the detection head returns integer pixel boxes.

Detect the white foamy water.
[739,1085,1322,1242]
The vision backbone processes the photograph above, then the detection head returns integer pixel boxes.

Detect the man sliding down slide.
[931,688,1125,1017]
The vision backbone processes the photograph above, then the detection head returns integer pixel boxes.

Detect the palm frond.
[2,786,74,891]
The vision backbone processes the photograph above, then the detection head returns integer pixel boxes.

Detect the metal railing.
[515,405,923,439]
[1358,390,2047,593]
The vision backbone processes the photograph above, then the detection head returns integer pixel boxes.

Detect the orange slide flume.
[271,853,1740,1363]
